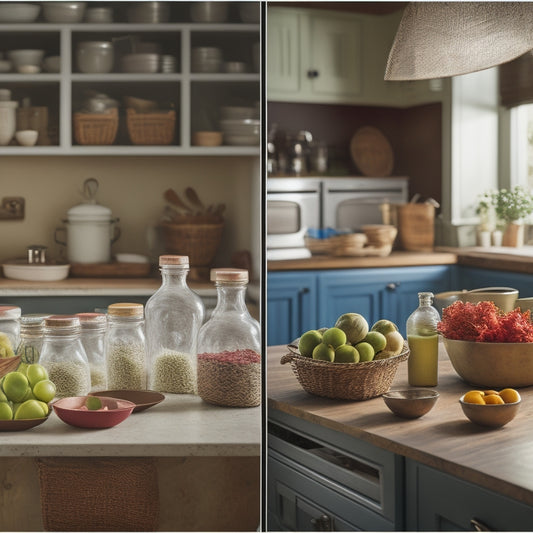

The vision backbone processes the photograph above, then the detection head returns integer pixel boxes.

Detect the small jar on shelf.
[39,315,91,399]
[145,255,205,394]
[105,303,147,390]
[197,268,261,407]
[0,305,21,358]
[76,312,107,392]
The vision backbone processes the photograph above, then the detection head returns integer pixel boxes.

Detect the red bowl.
[52,396,135,429]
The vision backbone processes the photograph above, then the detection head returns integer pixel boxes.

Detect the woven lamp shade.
[385,2,533,80]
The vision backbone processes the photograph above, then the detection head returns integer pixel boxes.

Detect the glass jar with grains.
[0,305,21,358]
[197,268,261,407]
[39,315,91,398]
[105,303,146,390]
[145,255,205,394]
[16,314,48,370]
[76,312,107,392]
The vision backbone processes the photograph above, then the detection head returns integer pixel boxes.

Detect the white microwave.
[267,178,321,258]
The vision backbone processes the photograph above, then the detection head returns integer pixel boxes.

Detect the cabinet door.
[267,9,300,94]
[406,460,533,531]
[307,13,362,99]
[267,272,317,346]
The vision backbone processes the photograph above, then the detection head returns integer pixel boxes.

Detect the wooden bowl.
[459,395,521,428]
[382,388,439,418]
[443,337,533,388]
[0,355,21,378]
[192,131,223,147]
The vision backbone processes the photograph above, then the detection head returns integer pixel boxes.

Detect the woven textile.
[37,457,159,531]
[386,2,533,80]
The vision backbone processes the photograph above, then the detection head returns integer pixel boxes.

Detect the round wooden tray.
[349,126,394,176]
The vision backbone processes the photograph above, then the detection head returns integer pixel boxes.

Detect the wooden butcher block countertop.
[268,342,533,507]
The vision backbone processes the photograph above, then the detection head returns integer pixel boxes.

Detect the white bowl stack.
[120,53,160,74]
[192,47,222,73]
[220,118,260,146]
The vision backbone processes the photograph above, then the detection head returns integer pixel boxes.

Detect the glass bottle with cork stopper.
[197,268,261,407]
[406,291,441,386]
[39,315,91,398]
[105,303,146,390]
[76,312,107,392]
[145,255,205,394]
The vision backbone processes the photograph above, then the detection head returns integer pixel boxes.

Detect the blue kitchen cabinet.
[458,266,533,297]
[405,459,533,531]
[267,272,318,346]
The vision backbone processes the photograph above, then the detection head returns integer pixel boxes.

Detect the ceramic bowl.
[193,131,223,147]
[43,2,86,23]
[7,49,44,69]
[0,3,40,23]
[382,389,439,418]
[0,416,49,432]
[52,396,135,429]
[3,261,69,281]
[15,130,38,146]
[89,390,165,413]
[443,337,533,387]
[459,394,521,428]
[458,286,519,313]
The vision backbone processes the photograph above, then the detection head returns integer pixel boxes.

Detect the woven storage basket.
[397,203,435,251]
[281,343,409,400]
[159,222,223,266]
[73,108,118,145]
[36,457,159,531]
[304,236,332,255]
[127,108,176,145]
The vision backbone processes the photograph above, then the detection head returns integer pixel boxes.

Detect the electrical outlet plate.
[0,197,25,220]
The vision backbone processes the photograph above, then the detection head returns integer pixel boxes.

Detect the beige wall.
[0,155,261,277]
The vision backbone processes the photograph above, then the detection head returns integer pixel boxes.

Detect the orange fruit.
[483,390,500,396]
[484,394,505,405]
[499,388,521,404]
[463,391,485,404]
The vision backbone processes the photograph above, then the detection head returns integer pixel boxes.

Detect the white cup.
[15,129,38,146]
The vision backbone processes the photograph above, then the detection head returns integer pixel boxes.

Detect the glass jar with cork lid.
[16,314,48,371]
[145,255,205,394]
[76,312,107,392]
[197,268,261,407]
[39,315,91,398]
[105,303,146,390]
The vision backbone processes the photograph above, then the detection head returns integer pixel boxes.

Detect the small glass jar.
[15,314,48,368]
[145,255,205,394]
[77,312,107,392]
[0,305,21,357]
[105,303,146,390]
[39,315,91,398]
[197,268,261,407]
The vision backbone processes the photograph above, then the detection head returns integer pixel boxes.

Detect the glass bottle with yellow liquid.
[406,291,440,386]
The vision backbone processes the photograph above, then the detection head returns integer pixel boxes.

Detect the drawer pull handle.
[310,514,333,531]
[307,69,319,79]
[386,282,399,291]
[471,518,492,531]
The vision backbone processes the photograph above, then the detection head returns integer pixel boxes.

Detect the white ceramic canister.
[0,101,18,145]
[55,202,120,264]
[76,41,114,74]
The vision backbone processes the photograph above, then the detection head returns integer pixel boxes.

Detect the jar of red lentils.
[196,268,261,407]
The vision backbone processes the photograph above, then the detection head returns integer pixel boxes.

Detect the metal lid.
[159,255,189,266]
[210,268,248,283]
[107,303,144,317]
[67,177,113,222]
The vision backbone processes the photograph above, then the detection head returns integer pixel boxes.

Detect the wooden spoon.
[163,188,193,213]
[185,187,206,214]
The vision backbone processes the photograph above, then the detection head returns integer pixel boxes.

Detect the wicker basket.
[281,344,410,400]
[397,204,435,251]
[159,221,223,266]
[73,108,119,145]
[126,108,176,145]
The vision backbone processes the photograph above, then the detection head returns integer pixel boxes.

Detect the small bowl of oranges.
[459,388,521,428]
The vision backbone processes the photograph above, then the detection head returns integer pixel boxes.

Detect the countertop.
[267,342,533,507]
[268,246,533,274]
[0,393,260,457]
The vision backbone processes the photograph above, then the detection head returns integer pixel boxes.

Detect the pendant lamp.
[385,2,533,80]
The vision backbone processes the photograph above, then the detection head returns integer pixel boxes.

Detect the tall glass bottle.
[105,303,146,390]
[145,255,204,394]
[197,268,261,407]
[406,292,440,386]
[39,315,91,398]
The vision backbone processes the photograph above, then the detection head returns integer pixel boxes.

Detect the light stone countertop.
[0,394,261,457]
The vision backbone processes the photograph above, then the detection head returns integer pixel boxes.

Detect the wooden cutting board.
[70,261,151,278]
[350,126,394,176]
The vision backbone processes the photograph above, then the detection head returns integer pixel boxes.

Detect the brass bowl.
[443,337,533,388]
[382,389,439,419]
[459,395,521,428]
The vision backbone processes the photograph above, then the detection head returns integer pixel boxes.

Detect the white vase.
[0,105,16,146]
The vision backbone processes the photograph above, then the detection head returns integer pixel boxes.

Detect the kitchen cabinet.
[458,266,533,297]
[267,265,455,345]
[0,1,260,155]
[268,409,404,531]
[405,460,533,531]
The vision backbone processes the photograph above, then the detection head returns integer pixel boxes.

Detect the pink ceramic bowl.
[52,396,135,429]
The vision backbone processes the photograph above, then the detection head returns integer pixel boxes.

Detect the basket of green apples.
[0,363,56,430]
[282,313,409,400]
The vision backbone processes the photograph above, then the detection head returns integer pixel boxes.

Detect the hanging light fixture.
[385,2,533,80]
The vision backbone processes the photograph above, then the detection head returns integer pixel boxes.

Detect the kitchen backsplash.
[0,155,260,275]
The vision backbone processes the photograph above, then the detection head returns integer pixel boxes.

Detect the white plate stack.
[120,53,160,73]
[220,118,260,146]
[192,47,222,73]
